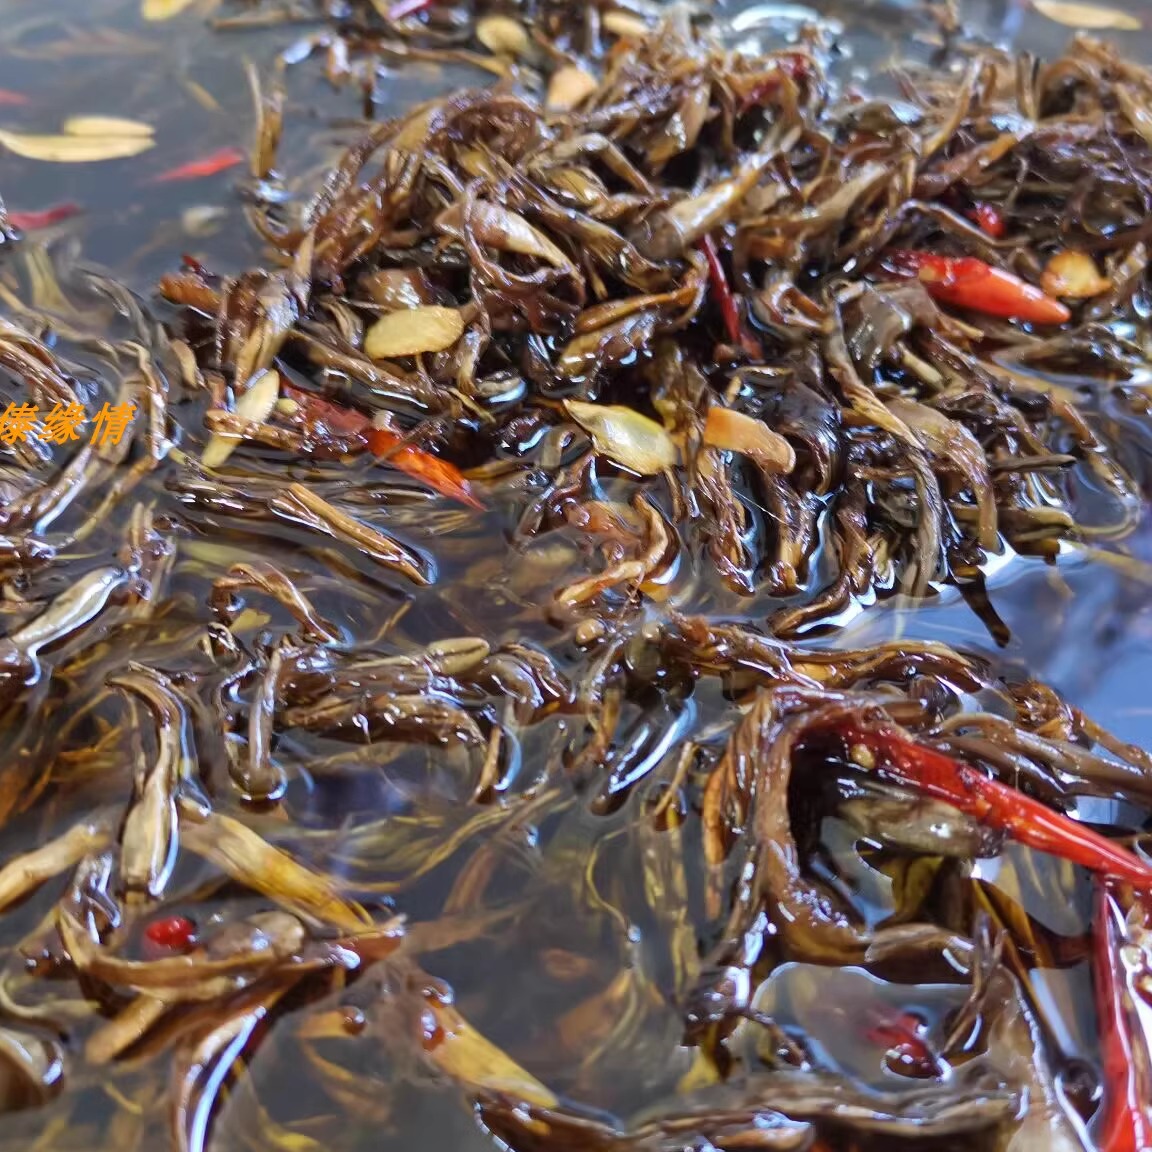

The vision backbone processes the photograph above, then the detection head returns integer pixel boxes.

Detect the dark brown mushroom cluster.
[164,14,1152,627]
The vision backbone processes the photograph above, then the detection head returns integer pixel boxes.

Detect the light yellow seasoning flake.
[476,15,530,58]
[201,368,281,469]
[0,130,155,163]
[61,116,154,138]
[563,400,679,476]
[603,10,650,38]
[547,66,598,111]
[365,306,464,359]
[1032,0,1141,30]
[142,0,200,20]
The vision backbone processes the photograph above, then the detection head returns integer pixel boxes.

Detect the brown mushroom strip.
[270,483,432,586]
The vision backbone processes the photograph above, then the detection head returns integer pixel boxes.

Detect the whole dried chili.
[838,724,1152,885]
[884,251,1070,325]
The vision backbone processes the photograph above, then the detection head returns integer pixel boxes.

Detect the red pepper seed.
[142,915,197,958]
[972,202,1006,239]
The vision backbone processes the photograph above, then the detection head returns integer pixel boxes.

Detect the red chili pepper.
[388,0,433,17]
[181,252,211,275]
[368,425,485,511]
[699,234,762,358]
[281,384,372,441]
[0,89,30,106]
[1092,882,1152,1152]
[837,725,1152,886]
[884,250,1070,325]
[739,55,810,110]
[971,202,1006,239]
[866,1010,940,1079]
[149,147,245,184]
[279,385,482,509]
[142,915,197,959]
[6,203,81,231]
